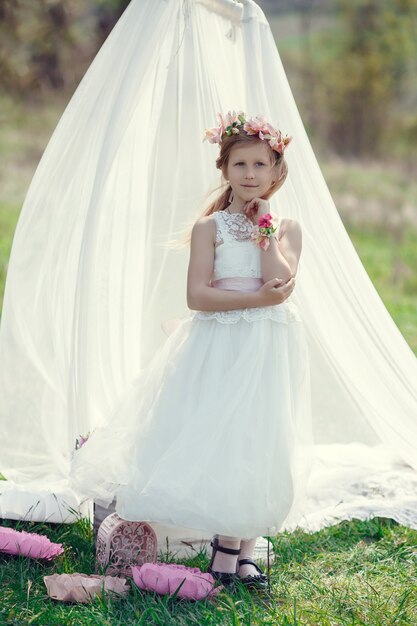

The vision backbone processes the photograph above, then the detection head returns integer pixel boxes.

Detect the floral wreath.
[203,110,292,156]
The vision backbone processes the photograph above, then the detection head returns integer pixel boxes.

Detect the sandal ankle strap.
[238,558,263,574]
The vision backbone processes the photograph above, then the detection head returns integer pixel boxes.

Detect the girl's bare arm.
[260,234,293,283]
[276,218,302,277]
[186,217,296,312]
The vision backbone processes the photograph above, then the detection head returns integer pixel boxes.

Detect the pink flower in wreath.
[203,127,223,144]
[270,133,292,154]
[270,131,293,155]
[204,110,246,144]
[243,115,275,136]
[221,110,244,129]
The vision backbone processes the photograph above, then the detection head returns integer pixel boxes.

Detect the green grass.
[345,223,417,355]
[322,157,417,215]
[0,517,416,625]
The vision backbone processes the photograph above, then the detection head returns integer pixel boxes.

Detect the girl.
[72,111,311,594]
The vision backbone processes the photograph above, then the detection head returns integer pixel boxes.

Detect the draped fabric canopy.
[1,0,417,531]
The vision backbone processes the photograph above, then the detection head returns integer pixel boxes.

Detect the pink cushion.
[132,562,222,600]
[0,527,63,560]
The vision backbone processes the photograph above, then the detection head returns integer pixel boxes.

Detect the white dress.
[71,210,314,539]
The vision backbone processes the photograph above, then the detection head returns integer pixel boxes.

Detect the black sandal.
[207,535,241,591]
[237,557,269,590]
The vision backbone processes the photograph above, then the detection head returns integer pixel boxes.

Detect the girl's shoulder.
[193,211,225,230]
[193,213,217,229]
[191,214,217,242]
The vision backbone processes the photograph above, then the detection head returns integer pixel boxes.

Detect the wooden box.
[96,512,157,577]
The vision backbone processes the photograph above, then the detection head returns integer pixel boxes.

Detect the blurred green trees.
[300,0,417,158]
[0,0,129,95]
[1,0,74,94]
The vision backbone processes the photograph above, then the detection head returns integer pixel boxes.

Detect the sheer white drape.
[1,0,416,530]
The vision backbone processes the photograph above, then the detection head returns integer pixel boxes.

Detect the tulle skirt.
[71,304,315,539]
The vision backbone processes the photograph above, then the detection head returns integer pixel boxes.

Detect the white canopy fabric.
[1,0,417,532]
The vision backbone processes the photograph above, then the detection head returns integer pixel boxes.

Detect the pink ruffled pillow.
[0,527,64,560]
[132,562,221,600]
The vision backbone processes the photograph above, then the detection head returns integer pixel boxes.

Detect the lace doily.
[283,443,417,534]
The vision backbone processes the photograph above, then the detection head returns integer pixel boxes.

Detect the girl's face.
[225,142,276,204]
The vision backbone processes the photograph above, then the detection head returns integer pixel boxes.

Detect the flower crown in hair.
[203,110,292,156]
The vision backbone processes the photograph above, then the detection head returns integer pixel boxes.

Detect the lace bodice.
[211,210,280,281]
[192,210,302,325]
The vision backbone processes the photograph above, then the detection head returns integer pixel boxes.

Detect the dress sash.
[211,277,263,292]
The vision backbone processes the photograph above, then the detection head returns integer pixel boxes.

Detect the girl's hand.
[257,276,296,306]
[243,197,270,223]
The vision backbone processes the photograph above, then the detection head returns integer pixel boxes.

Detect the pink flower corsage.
[250,213,277,250]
